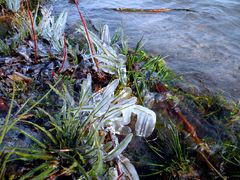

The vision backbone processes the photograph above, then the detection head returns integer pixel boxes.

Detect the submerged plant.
[221,142,240,178]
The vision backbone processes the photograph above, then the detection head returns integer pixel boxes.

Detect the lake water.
[49,0,240,100]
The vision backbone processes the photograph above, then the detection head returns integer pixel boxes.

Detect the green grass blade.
[15,97,31,116]
[31,168,55,180]
[19,162,50,180]
[76,162,89,179]
[0,148,14,178]
[37,108,64,133]
[21,77,62,116]
[13,127,46,149]
[20,120,57,145]
[0,83,16,144]
[58,161,78,176]
[14,151,54,161]
[47,82,65,99]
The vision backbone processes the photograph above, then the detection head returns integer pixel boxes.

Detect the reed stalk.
[73,0,99,70]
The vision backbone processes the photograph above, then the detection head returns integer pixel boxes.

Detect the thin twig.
[117,172,124,180]
[115,161,122,179]
[197,150,226,180]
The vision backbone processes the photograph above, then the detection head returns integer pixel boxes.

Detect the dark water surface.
[50,0,240,100]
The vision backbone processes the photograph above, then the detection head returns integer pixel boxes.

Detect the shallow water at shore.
[49,0,240,100]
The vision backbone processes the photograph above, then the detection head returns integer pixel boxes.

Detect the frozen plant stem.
[26,0,38,64]
[58,35,67,73]
[73,0,99,70]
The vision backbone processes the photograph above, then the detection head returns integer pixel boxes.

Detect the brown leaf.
[8,72,33,84]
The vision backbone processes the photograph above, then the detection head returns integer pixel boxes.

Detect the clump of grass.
[2,74,156,179]
[9,79,105,178]
[192,94,230,120]
[146,120,192,178]
[221,141,240,178]
[0,78,63,177]
[0,148,14,178]
[125,44,177,103]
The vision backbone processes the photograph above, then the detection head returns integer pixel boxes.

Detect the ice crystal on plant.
[5,0,20,12]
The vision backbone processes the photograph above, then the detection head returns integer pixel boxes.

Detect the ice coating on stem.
[101,24,111,45]
[36,7,68,52]
[106,133,133,160]
[133,105,156,137]
[77,25,127,85]
[6,0,20,12]
[118,155,140,180]
[79,75,156,138]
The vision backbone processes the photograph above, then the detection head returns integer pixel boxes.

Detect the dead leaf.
[8,72,33,84]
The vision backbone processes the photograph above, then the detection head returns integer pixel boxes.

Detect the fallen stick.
[112,8,196,13]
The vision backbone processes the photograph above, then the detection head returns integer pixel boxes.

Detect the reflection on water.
[49,0,240,100]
